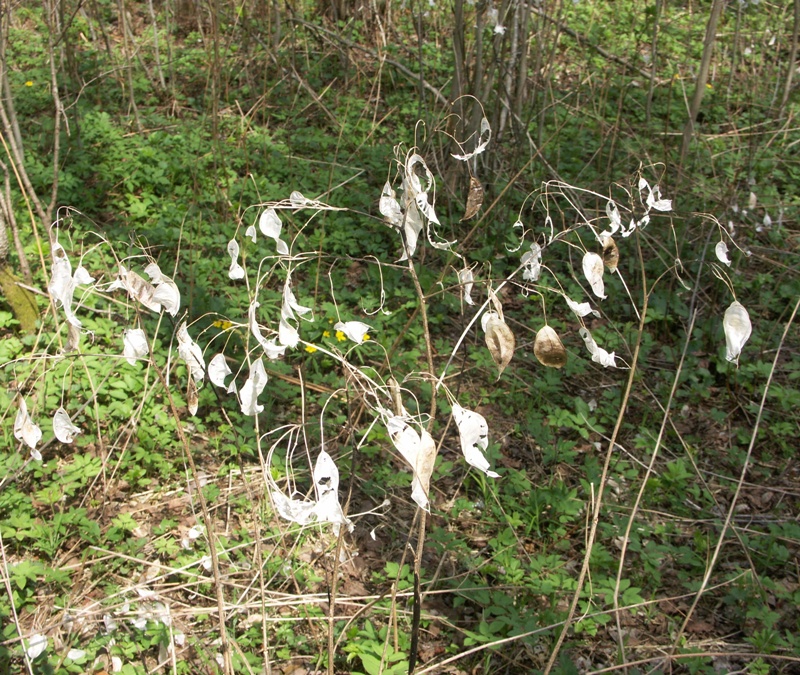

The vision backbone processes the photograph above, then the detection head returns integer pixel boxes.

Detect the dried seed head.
[534,325,567,368]
[462,176,484,221]
[582,252,606,299]
[187,377,199,416]
[723,301,751,365]
[602,236,619,273]
[715,241,731,266]
[483,312,515,378]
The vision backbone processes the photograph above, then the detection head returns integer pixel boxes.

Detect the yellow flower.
[24,81,33,87]
[362,334,371,341]
[335,330,346,342]
[304,344,318,353]
[212,319,233,330]
[322,330,331,338]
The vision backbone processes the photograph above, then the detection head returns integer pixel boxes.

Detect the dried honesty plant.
[458,266,476,306]
[32,139,753,577]
[269,447,352,535]
[380,149,455,259]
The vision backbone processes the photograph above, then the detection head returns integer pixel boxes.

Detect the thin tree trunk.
[497,0,517,140]
[451,0,466,120]
[680,0,725,164]
[726,0,741,102]
[0,161,32,283]
[0,0,66,304]
[147,0,167,90]
[117,0,143,131]
[0,9,24,163]
[780,0,800,114]
[472,1,485,104]
[645,0,663,125]
[513,0,531,123]
[42,0,64,232]
[164,0,177,99]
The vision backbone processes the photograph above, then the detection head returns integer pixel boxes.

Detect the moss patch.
[0,265,39,333]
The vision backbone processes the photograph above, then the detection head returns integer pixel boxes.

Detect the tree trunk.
[680,0,725,164]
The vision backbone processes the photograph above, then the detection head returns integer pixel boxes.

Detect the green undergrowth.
[1,1,799,674]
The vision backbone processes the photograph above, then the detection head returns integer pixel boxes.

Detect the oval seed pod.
[582,252,606,299]
[461,176,484,221]
[723,301,751,364]
[715,241,731,266]
[484,312,516,378]
[53,408,80,444]
[601,236,619,273]
[534,325,567,368]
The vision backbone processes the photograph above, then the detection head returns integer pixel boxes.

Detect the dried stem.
[542,232,650,675]
[667,294,800,662]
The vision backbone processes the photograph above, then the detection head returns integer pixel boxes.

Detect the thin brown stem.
[402,243,437,674]
[152,364,233,675]
[667,295,800,662]
[543,232,650,675]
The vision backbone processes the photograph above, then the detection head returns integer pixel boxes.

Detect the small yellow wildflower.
[24,81,33,87]
[362,334,371,341]
[212,319,233,330]
[335,330,346,342]
[322,330,331,338]
[304,344,318,353]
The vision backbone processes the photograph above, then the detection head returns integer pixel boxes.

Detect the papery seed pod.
[723,301,751,364]
[187,377,199,416]
[209,353,233,389]
[582,252,607,299]
[458,267,475,305]
[53,408,80,444]
[66,323,81,352]
[484,313,515,378]
[123,328,149,366]
[602,236,619,273]
[227,239,245,280]
[534,325,567,368]
[461,176,484,221]
[14,398,42,450]
[451,403,499,477]
[715,241,731,266]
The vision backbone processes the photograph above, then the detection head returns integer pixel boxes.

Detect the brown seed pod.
[534,325,567,368]
[462,176,484,221]
[187,377,199,416]
[602,236,619,273]
[484,313,516,378]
